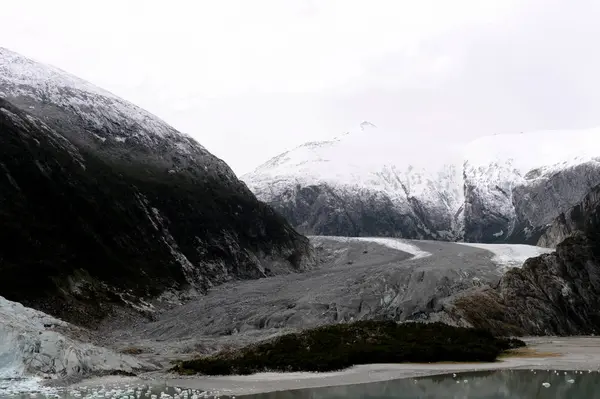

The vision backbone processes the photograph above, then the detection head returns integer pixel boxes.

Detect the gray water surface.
[3,370,600,399]
[240,370,600,399]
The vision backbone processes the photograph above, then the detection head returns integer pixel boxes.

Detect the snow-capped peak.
[0,47,116,99]
[360,121,377,131]
[244,123,466,239]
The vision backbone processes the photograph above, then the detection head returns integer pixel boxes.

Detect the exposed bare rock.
[538,184,600,248]
[454,232,600,336]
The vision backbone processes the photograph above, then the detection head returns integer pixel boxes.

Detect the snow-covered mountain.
[0,47,234,180]
[0,48,314,324]
[463,129,600,242]
[246,122,465,240]
[243,123,600,244]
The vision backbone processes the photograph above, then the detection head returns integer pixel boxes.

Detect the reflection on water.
[3,370,600,399]
[242,370,600,399]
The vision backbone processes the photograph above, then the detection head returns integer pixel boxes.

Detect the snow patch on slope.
[456,243,553,271]
[324,236,431,259]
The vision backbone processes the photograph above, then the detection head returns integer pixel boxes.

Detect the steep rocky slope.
[0,48,314,325]
[537,184,600,248]
[454,186,600,335]
[454,233,600,335]
[243,124,600,243]
[465,140,600,243]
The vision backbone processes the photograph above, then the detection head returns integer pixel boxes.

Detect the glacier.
[320,236,432,259]
[0,296,155,395]
[456,242,553,272]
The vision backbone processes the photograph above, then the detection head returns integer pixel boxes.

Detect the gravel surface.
[101,237,512,366]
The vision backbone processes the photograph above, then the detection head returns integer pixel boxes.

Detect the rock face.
[454,233,600,336]
[0,48,314,325]
[454,186,600,335]
[463,159,600,244]
[243,124,600,244]
[537,184,600,248]
[261,183,461,240]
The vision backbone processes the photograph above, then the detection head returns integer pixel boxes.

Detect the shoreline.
[72,337,600,396]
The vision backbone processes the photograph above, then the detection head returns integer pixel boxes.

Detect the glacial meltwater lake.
[3,370,600,399]
[239,370,600,398]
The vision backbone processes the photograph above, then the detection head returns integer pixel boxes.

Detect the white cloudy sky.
[2,0,600,174]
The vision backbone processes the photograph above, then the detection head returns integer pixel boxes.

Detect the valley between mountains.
[0,236,554,382]
[2,47,600,395]
[99,236,552,364]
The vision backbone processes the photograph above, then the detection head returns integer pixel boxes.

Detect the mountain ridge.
[243,123,600,243]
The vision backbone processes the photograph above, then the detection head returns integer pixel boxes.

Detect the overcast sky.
[2,0,600,174]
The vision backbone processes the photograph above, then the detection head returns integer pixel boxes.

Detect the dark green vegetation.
[173,321,525,375]
[0,97,312,326]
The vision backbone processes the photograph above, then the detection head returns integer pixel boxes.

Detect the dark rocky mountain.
[453,184,600,335]
[537,184,600,248]
[263,184,458,240]
[0,49,314,325]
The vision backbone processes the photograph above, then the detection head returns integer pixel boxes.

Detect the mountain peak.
[359,121,377,131]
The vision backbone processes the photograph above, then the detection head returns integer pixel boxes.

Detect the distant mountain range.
[243,122,600,245]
